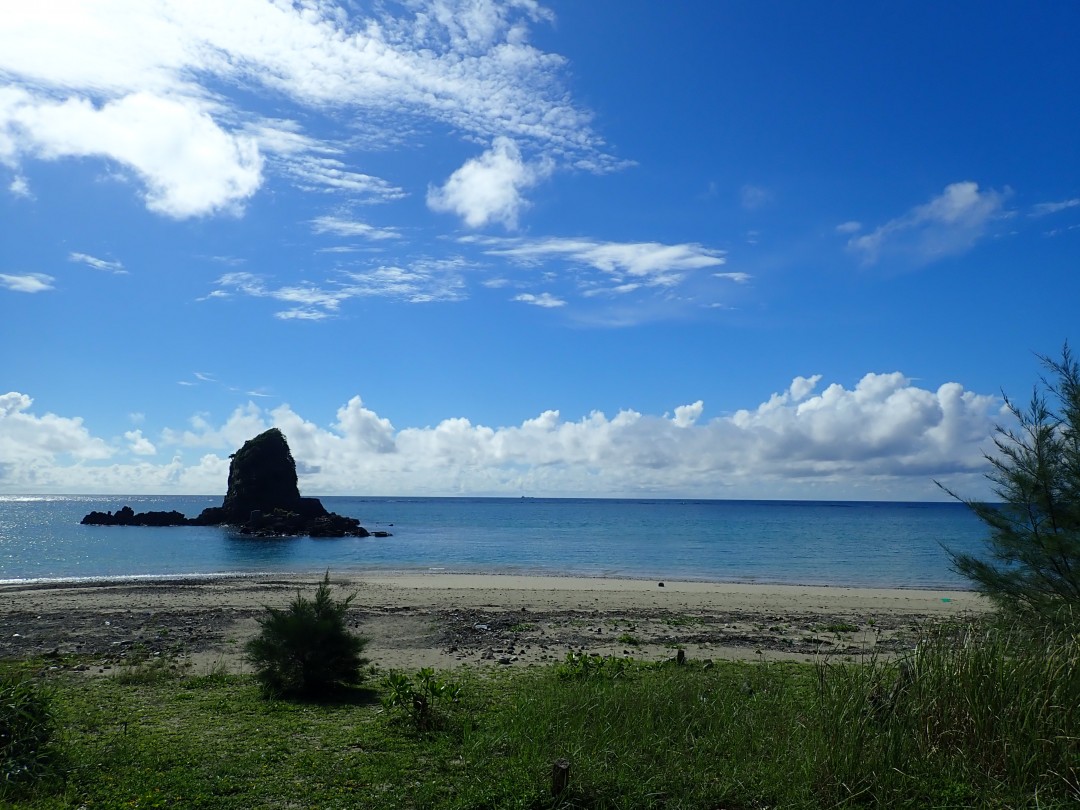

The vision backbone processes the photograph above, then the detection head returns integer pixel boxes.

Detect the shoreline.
[0,572,986,674]
[0,567,977,592]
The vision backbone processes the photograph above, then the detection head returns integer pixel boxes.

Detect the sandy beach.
[0,574,986,675]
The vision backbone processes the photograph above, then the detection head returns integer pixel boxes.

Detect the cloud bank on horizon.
[2,2,1078,499]
[0,373,1002,499]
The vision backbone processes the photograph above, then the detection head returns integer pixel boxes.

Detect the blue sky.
[1,1,1078,499]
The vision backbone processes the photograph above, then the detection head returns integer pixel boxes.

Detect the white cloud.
[0,0,610,216]
[477,235,726,288]
[211,272,348,318]
[835,220,862,234]
[848,181,1008,266]
[8,174,31,197]
[211,260,467,317]
[341,262,468,304]
[0,373,1002,499]
[275,308,333,321]
[1,88,264,218]
[0,393,112,472]
[310,216,400,240]
[427,137,551,229]
[672,401,703,428]
[124,429,157,456]
[514,292,565,307]
[0,273,54,293]
[275,153,405,200]
[713,272,750,283]
[69,252,126,273]
[1030,198,1080,217]
[581,282,641,298]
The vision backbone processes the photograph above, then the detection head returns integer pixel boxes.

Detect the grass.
[1,668,60,800]
[3,617,1078,808]
[813,619,1080,807]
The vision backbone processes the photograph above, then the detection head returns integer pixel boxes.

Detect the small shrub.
[245,572,369,698]
[381,668,463,730]
[0,671,58,798]
[555,652,632,680]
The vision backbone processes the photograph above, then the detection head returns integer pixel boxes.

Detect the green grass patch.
[1,666,61,801]
[5,618,1079,808]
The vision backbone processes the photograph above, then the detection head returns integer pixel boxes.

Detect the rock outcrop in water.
[80,506,190,527]
[81,428,378,538]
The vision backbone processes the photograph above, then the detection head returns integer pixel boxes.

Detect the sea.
[0,496,990,590]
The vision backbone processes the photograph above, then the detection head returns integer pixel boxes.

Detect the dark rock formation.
[191,428,328,527]
[236,507,370,538]
[81,507,190,527]
[81,428,385,538]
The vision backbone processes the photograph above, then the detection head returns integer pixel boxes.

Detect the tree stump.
[551,759,570,796]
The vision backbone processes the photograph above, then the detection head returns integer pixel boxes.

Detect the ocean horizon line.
[0,493,978,507]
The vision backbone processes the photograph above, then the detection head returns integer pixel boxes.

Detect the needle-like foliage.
[245,572,369,698]
[943,345,1080,617]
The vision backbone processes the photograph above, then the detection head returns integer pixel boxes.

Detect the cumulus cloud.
[69,252,126,273]
[0,393,112,475]
[0,273,54,293]
[0,373,1002,499]
[672,401,703,428]
[427,137,552,229]
[0,88,263,218]
[124,429,156,456]
[848,181,1008,266]
[0,1,609,217]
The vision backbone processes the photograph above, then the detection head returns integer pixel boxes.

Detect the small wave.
[0,571,274,587]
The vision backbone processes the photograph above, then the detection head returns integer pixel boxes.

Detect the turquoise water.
[0,495,989,588]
